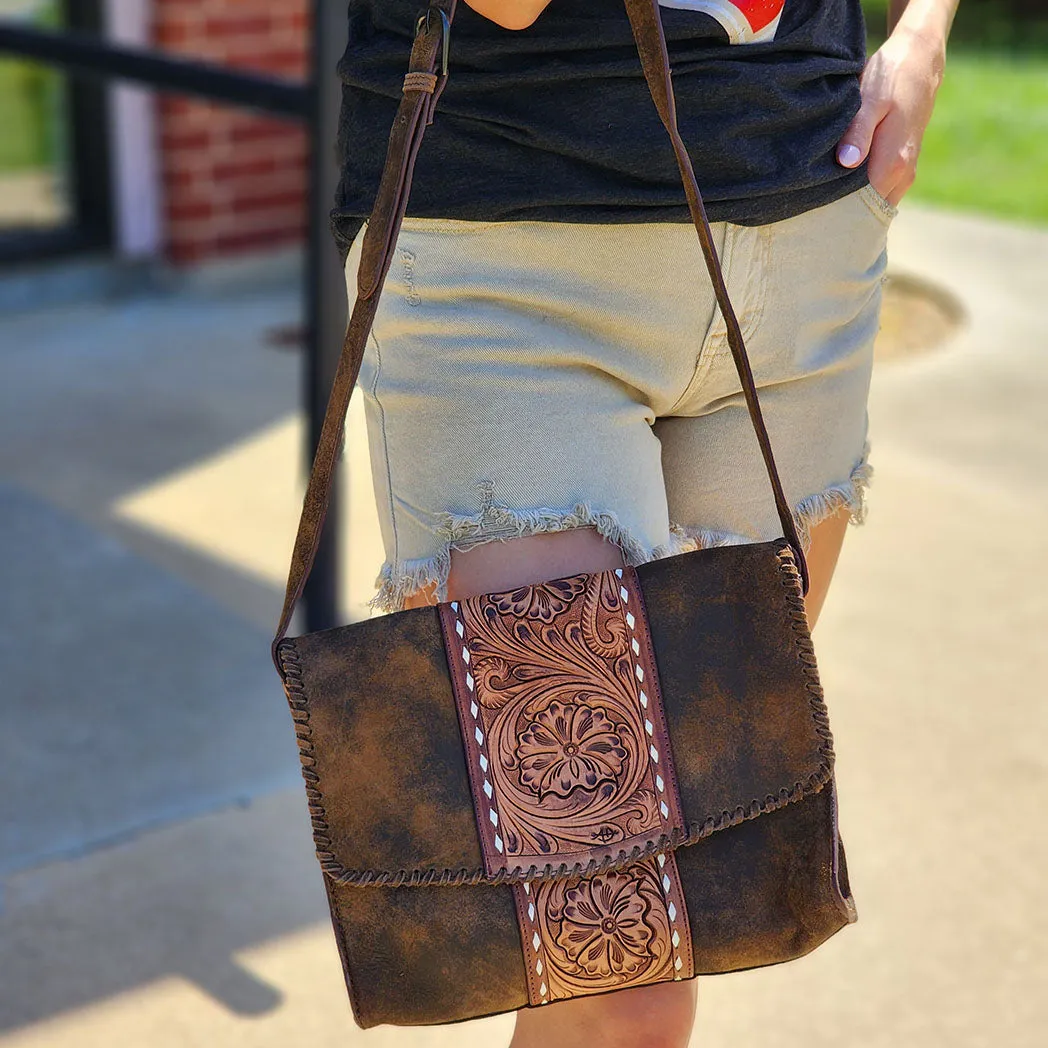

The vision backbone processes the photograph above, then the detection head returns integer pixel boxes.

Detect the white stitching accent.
[519,885,549,1003]
[453,609,502,861]
[619,571,674,837]
[657,852,688,979]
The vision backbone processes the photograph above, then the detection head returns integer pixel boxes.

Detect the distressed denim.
[344,182,896,612]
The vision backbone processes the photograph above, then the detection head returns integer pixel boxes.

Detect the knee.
[446,526,626,603]
[591,981,697,1048]
[514,980,696,1048]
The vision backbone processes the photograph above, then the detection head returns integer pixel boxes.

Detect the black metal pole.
[303,0,350,633]
[0,23,308,118]
[0,14,344,631]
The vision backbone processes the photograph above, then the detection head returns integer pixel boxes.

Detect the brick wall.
[153,0,311,264]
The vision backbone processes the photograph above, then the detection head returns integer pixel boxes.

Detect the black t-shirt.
[331,0,870,257]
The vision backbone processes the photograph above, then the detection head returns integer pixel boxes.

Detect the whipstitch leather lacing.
[775,543,837,771]
[276,641,346,882]
[277,541,836,888]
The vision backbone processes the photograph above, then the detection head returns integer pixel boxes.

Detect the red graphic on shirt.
[658,0,786,43]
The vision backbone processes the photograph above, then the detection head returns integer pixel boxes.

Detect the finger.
[883,168,916,208]
[866,108,918,205]
[837,95,891,169]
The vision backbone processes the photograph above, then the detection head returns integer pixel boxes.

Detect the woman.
[331,0,957,1044]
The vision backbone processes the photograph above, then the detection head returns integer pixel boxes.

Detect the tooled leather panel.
[439,567,686,879]
[512,851,694,1005]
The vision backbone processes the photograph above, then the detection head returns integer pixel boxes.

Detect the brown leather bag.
[271,0,857,1029]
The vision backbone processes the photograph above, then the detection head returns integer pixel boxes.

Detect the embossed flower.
[491,577,586,622]
[518,700,627,799]
[555,873,654,977]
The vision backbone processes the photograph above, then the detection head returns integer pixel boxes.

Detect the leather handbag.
[270,0,857,1029]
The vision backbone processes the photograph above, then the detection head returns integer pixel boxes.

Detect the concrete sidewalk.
[1,203,1045,1047]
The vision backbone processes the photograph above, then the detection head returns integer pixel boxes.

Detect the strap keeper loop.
[403,70,439,95]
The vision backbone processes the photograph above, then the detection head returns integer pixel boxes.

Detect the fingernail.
[838,144,862,168]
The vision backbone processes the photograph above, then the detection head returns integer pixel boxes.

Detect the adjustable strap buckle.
[415,6,451,76]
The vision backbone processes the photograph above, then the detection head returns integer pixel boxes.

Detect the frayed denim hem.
[675,442,874,556]
[368,500,691,614]
[367,446,872,612]
[791,443,873,553]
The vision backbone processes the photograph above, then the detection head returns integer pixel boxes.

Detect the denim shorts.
[344,182,896,612]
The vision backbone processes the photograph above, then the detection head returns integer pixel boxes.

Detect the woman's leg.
[402,509,851,1048]
[800,505,852,629]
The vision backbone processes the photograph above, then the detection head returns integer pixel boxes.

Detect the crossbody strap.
[271,0,809,675]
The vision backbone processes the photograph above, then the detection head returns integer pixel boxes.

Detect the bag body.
[271,0,857,1028]
[276,541,855,1028]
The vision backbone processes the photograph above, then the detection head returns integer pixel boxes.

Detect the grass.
[862,0,1048,226]
[0,1,64,174]
[912,51,1048,224]
[0,59,61,172]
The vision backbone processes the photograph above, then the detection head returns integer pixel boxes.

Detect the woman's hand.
[837,0,959,206]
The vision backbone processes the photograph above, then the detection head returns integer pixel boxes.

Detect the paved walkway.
[1,203,1045,1047]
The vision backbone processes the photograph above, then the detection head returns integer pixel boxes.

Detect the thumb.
[837,97,885,169]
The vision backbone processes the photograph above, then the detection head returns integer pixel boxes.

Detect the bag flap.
[277,541,833,887]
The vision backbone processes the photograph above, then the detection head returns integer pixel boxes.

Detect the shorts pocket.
[858,181,899,226]
[398,216,504,234]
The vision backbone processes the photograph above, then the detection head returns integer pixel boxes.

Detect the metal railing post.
[0,23,309,116]
[303,0,350,633]
[0,14,341,630]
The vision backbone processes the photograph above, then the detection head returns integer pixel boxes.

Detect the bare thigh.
[404,509,847,629]
[402,508,851,1047]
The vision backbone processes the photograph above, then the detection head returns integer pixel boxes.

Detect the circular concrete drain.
[875,272,965,363]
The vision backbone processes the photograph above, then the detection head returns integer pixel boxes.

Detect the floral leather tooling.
[439,567,694,1004]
